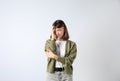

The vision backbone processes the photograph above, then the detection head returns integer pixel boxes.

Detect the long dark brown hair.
[51,20,69,40]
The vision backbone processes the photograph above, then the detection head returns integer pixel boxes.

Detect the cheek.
[56,32,59,35]
[61,31,64,35]
[59,32,64,37]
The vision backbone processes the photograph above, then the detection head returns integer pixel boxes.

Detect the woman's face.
[55,27,64,40]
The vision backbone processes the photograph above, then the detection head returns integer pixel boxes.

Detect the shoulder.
[45,39,56,45]
[67,40,76,44]
[46,39,55,42]
[46,39,51,42]
[67,40,77,47]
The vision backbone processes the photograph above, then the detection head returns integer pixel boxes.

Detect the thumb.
[46,49,51,52]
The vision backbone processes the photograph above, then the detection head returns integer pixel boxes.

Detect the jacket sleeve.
[45,39,57,55]
[57,42,77,66]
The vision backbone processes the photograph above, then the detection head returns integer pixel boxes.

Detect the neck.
[56,37,63,40]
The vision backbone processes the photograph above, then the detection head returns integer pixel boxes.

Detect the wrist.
[51,38,54,40]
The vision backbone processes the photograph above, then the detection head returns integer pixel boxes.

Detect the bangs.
[55,24,65,28]
[52,20,65,28]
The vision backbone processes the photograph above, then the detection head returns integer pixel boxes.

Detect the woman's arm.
[57,43,77,66]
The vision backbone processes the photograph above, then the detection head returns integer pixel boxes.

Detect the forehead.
[56,27,64,30]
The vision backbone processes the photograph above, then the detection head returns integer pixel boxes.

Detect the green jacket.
[45,39,77,74]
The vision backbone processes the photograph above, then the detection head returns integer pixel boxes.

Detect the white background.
[0,0,120,81]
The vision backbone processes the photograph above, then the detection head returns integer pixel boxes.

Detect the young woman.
[45,20,77,81]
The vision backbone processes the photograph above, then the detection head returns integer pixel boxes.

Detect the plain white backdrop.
[0,0,120,81]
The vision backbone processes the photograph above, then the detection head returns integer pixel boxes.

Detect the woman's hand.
[51,28,56,40]
[45,49,58,60]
